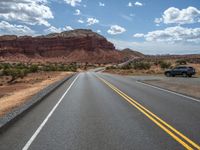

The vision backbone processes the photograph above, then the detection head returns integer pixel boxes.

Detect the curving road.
[0,72,200,150]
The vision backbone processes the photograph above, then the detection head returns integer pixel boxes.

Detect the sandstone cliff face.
[0,29,124,63]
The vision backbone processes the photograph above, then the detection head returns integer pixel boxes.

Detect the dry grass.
[0,72,73,116]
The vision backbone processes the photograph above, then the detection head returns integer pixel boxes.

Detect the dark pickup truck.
[164,66,196,77]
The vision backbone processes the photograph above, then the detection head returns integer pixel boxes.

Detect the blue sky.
[0,0,200,54]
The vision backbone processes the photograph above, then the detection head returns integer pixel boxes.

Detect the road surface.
[0,72,200,150]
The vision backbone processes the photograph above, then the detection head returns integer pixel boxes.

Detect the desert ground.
[0,71,73,116]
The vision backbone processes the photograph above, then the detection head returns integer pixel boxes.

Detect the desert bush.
[2,63,11,69]
[121,64,132,70]
[29,64,39,73]
[132,62,151,70]
[19,69,29,79]
[159,61,171,69]
[176,59,187,65]
[106,66,117,70]
[40,63,77,72]
[66,64,77,72]
[3,68,20,82]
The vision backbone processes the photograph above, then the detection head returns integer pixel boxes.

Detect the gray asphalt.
[0,72,200,150]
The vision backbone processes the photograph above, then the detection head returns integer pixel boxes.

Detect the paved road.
[0,72,200,150]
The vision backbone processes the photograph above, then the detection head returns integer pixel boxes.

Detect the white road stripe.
[22,74,80,150]
[137,81,200,103]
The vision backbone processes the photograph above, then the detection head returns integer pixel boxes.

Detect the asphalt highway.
[0,72,200,150]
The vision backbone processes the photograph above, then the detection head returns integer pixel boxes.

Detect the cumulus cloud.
[107,25,126,35]
[45,25,73,33]
[134,1,143,6]
[99,2,105,7]
[64,26,73,31]
[134,26,200,44]
[0,21,35,35]
[74,9,81,15]
[0,0,53,27]
[97,30,101,33]
[154,18,163,24]
[78,19,84,23]
[109,38,200,55]
[133,33,144,38]
[156,6,200,25]
[128,2,143,7]
[86,18,99,26]
[127,2,132,7]
[64,0,81,7]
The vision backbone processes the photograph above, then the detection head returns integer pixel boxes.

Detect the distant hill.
[0,29,132,64]
[121,48,145,58]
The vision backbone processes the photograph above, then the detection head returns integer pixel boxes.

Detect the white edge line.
[22,74,80,150]
[136,81,200,103]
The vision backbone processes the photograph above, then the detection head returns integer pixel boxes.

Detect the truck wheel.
[183,73,188,77]
[166,72,171,77]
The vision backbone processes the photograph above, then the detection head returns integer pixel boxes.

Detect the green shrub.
[29,64,38,73]
[132,62,151,70]
[121,64,132,70]
[176,59,187,65]
[106,66,117,70]
[3,68,20,82]
[159,61,171,69]
[2,63,11,69]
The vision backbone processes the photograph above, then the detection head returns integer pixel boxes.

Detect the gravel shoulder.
[136,76,200,99]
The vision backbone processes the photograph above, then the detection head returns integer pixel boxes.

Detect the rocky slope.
[0,29,139,64]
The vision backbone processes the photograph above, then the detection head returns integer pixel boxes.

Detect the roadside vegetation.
[105,58,200,76]
[0,62,77,84]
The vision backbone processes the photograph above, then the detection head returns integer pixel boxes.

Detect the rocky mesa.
[0,29,137,64]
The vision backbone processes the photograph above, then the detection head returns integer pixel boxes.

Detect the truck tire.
[183,73,188,77]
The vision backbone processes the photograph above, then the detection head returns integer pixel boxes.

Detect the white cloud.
[0,0,53,27]
[107,25,126,35]
[156,6,200,25]
[134,1,143,6]
[97,30,101,33]
[128,2,143,7]
[74,9,81,15]
[99,2,105,7]
[121,14,133,21]
[128,2,133,7]
[64,0,82,7]
[45,26,62,33]
[154,18,163,24]
[63,26,73,31]
[133,33,144,38]
[86,18,99,26]
[45,25,73,33]
[109,38,200,55]
[78,19,84,23]
[0,21,35,35]
[135,26,200,44]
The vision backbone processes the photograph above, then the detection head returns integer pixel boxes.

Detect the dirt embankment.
[0,72,73,116]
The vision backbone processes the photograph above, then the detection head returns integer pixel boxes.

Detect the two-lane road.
[0,72,200,150]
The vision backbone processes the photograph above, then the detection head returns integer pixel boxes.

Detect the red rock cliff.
[0,29,124,63]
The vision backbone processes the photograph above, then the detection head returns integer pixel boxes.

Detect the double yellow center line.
[97,76,200,150]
